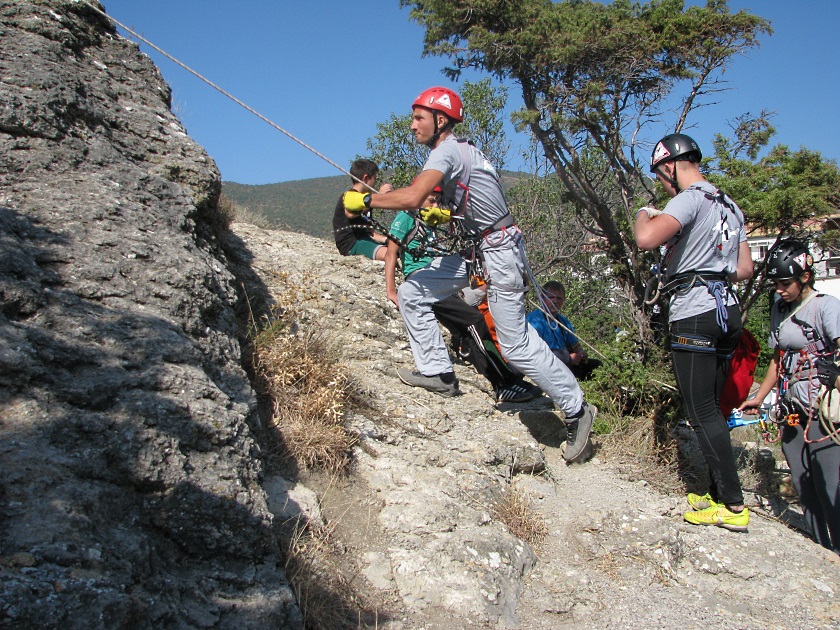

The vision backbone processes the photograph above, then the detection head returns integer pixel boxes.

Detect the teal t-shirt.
[389,211,433,278]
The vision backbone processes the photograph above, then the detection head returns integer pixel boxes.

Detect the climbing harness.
[643,185,742,332]
[771,292,840,446]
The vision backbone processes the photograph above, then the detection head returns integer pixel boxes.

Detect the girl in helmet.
[635,133,754,532]
[740,240,840,553]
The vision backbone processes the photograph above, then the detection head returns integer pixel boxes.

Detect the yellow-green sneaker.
[683,505,749,532]
[686,492,718,511]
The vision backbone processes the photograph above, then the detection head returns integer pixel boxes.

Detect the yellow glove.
[343,190,371,214]
[419,206,451,227]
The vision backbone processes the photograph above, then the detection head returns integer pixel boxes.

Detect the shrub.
[581,334,678,428]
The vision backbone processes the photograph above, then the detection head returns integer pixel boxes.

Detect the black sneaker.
[563,402,596,463]
[397,368,462,397]
[494,381,536,403]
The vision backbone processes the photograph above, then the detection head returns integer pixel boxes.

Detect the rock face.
[0,2,299,627]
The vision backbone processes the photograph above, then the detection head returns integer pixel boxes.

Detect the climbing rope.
[520,240,607,362]
[73,0,606,360]
[72,0,378,193]
[72,0,487,262]
[776,350,840,447]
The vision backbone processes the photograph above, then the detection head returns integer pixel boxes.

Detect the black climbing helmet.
[650,133,702,173]
[765,239,814,281]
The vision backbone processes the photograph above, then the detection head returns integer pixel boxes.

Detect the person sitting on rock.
[384,186,537,403]
[333,158,392,261]
[526,281,601,381]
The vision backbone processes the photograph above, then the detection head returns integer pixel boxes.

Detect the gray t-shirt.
[770,293,840,409]
[422,135,508,233]
[662,181,746,322]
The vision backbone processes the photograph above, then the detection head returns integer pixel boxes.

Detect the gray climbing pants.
[397,226,583,415]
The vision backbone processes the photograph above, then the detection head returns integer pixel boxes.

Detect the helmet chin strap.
[661,162,681,193]
[424,114,449,148]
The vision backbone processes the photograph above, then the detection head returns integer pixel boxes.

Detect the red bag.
[720,327,760,419]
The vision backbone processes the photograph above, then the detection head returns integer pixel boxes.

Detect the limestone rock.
[0,2,299,627]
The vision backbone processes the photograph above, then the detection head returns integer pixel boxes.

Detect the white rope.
[73,0,377,193]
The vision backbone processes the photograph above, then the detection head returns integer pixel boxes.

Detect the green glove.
[419,206,451,227]
[343,190,371,214]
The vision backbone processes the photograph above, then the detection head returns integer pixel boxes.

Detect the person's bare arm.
[384,241,401,309]
[368,170,443,210]
[732,240,754,282]
[740,348,780,412]
[634,211,682,250]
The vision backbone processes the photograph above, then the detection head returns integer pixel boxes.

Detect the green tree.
[365,78,509,187]
[401,0,771,304]
[704,112,840,314]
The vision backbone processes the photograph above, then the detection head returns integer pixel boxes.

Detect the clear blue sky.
[101,0,838,186]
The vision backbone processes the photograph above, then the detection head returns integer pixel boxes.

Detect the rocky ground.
[232,221,840,630]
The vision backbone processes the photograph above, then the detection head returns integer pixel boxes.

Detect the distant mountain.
[223,171,527,241]
[223,176,347,240]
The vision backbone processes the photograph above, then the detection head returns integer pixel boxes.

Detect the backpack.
[720,327,760,419]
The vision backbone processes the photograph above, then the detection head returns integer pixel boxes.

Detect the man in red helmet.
[344,86,596,463]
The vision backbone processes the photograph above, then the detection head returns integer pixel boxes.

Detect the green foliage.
[365,78,510,186]
[402,0,771,301]
[742,289,774,381]
[509,170,588,274]
[365,111,427,189]
[580,333,679,429]
[707,112,840,241]
[456,79,510,170]
[703,111,840,318]
[223,177,348,239]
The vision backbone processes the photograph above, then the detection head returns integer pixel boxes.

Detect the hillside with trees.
[222,176,348,240]
[222,169,525,241]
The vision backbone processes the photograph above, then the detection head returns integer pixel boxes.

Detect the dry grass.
[491,487,549,547]
[282,520,379,629]
[597,414,685,495]
[253,320,356,474]
[248,268,357,475]
[246,279,376,626]
[219,192,275,230]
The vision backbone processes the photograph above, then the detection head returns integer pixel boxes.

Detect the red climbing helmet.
[412,86,464,123]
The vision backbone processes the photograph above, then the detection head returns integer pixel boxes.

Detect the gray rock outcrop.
[1,2,299,627]
[231,224,840,630]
